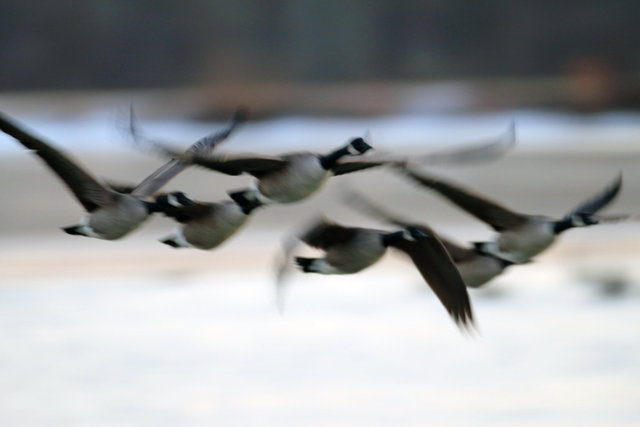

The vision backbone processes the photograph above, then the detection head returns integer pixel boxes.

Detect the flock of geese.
[0,108,632,332]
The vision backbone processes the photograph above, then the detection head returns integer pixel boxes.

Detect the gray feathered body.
[495,216,555,263]
[176,201,248,249]
[85,194,150,240]
[257,153,329,203]
[322,230,387,274]
[456,256,508,288]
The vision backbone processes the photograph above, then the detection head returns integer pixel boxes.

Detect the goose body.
[155,192,258,250]
[219,137,373,207]
[299,227,388,274]
[70,193,151,239]
[251,152,331,204]
[455,255,509,288]
[442,239,515,288]
[489,216,556,263]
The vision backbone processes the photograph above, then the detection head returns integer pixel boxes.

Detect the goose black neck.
[144,201,161,214]
[381,230,405,247]
[240,201,261,215]
[228,189,263,215]
[319,146,351,170]
[552,218,574,234]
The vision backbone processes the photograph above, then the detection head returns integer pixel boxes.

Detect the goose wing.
[180,152,287,177]
[390,227,475,328]
[130,107,248,197]
[402,169,527,231]
[593,213,640,223]
[331,121,516,176]
[563,173,623,219]
[0,112,115,212]
[412,120,516,166]
[298,217,362,250]
[331,154,399,176]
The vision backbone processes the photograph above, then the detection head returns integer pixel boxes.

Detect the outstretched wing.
[185,153,288,177]
[401,169,527,232]
[563,173,622,219]
[185,108,249,155]
[130,107,249,197]
[0,112,115,212]
[298,217,361,250]
[331,154,398,176]
[390,227,475,329]
[411,120,516,166]
[331,122,516,176]
[593,213,640,223]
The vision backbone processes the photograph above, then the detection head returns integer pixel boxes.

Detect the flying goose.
[0,109,245,240]
[344,191,516,288]
[399,169,625,263]
[152,191,261,250]
[279,216,474,328]
[141,122,516,210]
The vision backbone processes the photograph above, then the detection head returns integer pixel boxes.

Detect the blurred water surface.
[0,261,639,426]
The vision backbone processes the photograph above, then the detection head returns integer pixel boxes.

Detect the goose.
[280,216,474,328]
[399,169,625,263]
[0,109,245,240]
[343,191,516,288]
[141,122,516,210]
[152,191,261,250]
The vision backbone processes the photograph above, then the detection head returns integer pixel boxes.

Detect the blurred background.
[1,1,639,426]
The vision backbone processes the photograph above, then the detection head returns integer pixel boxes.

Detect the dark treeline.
[0,0,638,90]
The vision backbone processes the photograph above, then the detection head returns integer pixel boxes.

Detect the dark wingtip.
[451,301,476,333]
[613,171,623,193]
[228,189,263,214]
[567,171,625,219]
[604,172,623,201]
